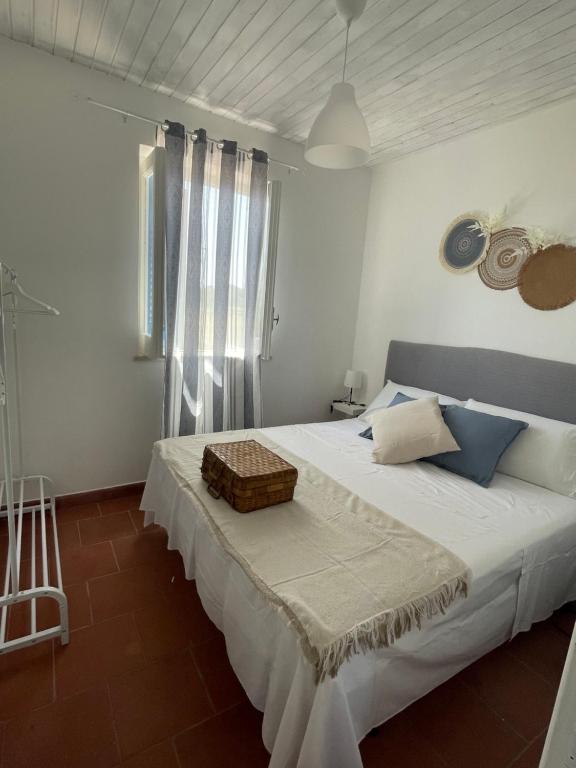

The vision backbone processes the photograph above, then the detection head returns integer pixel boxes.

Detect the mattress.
[141,418,576,768]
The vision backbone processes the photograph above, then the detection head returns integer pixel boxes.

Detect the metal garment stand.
[0,263,68,654]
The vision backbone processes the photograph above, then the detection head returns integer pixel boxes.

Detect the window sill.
[133,354,165,362]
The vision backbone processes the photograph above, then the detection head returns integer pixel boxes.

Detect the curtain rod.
[86,98,301,172]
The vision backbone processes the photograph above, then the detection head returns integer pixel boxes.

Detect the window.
[138,146,279,361]
[138,146,165,359]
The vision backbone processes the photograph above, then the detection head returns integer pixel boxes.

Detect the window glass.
[145,171,155,338]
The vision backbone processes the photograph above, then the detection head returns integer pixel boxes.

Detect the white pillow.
[370,397,461,465]
[466,399,576,498]
[361,379,463,422]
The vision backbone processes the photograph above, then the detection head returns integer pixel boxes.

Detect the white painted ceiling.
[2,0,576,164]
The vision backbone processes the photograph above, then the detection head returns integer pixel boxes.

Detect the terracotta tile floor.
[0,492,573,768]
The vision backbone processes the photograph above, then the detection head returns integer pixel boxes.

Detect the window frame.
[261,179,281,361]
[137,147,165,360]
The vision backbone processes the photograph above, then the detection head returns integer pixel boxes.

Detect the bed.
[141,341,576,768]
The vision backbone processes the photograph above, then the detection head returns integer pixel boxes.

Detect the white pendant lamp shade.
[305,82,370,169]
[305,0,370,169]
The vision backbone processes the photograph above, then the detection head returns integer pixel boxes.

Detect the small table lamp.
[344,370,362,404]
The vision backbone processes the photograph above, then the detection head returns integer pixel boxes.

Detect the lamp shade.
[305,82,370,169]
[344,369,362,390]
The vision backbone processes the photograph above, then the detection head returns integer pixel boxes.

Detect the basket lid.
[204,440,298,478]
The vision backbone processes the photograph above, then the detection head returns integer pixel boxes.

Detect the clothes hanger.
[1,265,59,315]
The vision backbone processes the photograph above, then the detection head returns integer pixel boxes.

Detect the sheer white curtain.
[163,124,269,437]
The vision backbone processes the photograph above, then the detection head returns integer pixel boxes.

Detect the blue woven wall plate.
[439,214,490,273]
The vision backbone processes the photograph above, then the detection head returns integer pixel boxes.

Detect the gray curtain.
[178,129,207,436]
[243,148,269,427]
[162,123,269,438]
[162,121,185,438]
[211,140,237,434]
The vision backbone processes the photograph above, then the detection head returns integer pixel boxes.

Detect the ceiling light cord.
[342,21,351,82]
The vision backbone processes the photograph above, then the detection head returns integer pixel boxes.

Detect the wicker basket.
[201,440,298,513]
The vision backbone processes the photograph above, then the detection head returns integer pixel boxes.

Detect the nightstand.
[331,401,366,418]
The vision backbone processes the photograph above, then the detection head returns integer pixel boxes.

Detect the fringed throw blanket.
[159,430,471,682]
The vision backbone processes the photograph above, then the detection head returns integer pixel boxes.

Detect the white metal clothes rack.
[0,263,68,654]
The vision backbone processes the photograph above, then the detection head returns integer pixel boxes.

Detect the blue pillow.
[359,393,447,440]
[358,392,414,439]
[423,405,528,487]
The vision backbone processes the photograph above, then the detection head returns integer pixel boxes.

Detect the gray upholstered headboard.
[384,341,576,424]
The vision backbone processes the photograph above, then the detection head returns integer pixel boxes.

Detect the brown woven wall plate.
[201,440,298,513]
[518,244,576,311]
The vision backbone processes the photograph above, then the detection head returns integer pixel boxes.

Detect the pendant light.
[305,0,370,170]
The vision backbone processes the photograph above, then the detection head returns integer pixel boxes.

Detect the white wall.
[353,98,576,404]
[0,37,370,494]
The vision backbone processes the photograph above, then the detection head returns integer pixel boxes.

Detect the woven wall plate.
[478,228,533,290]
[439,214,489,273]
[518,244,576,311]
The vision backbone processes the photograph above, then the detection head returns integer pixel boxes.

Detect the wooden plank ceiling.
[1,0,575,164]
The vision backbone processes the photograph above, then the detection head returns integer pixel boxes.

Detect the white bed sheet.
[142,419,576,768]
